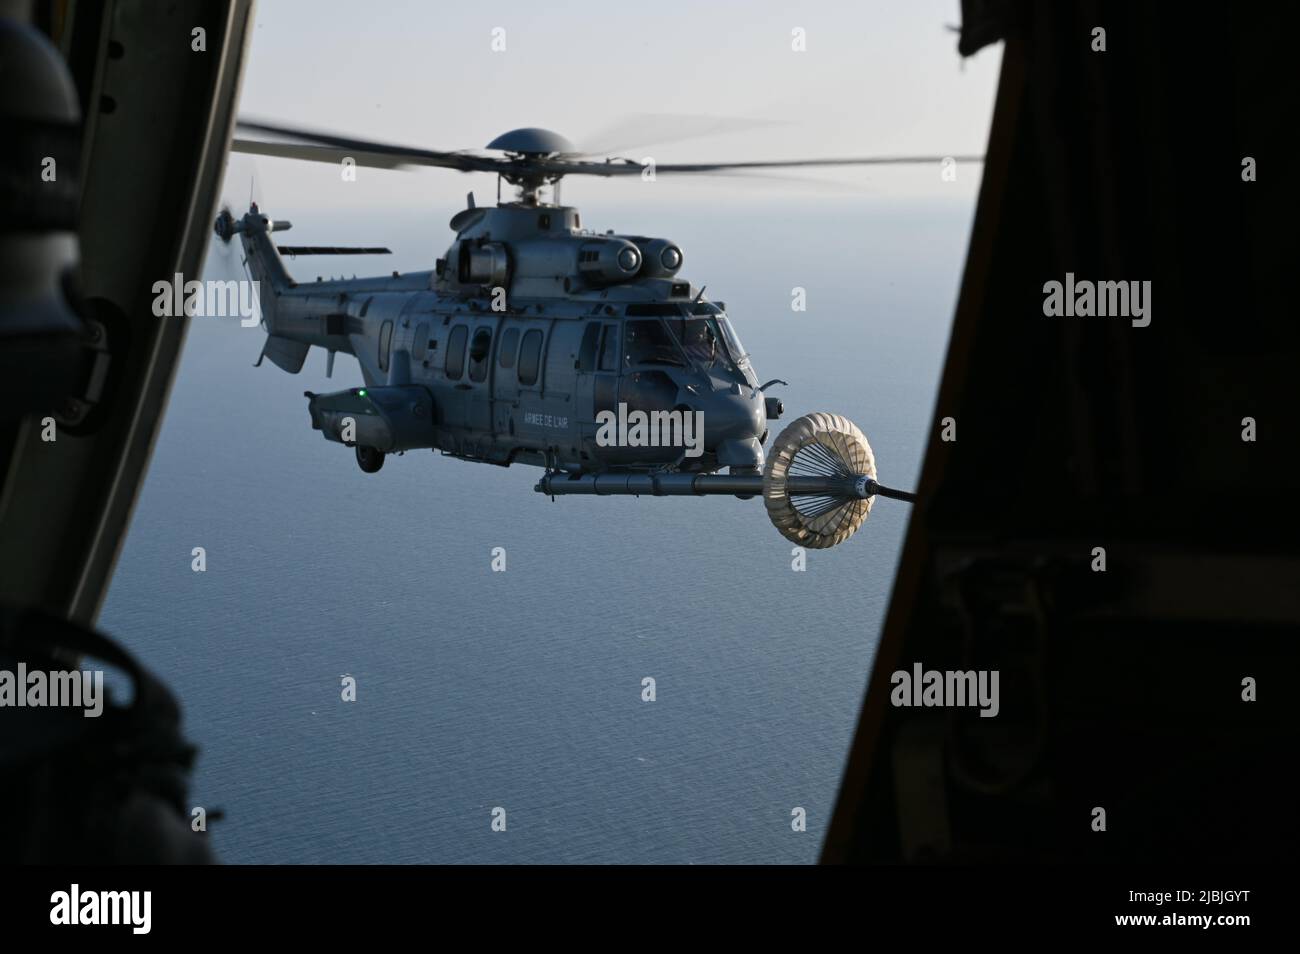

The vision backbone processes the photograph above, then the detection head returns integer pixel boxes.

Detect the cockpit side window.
[624,319,685,368]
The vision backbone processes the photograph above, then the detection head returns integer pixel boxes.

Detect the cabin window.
[599,324,620,371]
[577,322,601,372]
[498,327,520,368]
[378,320,393,373]
[414,322,430,356]
[468,328,492,382]
[518,329,543,386]
[445,324,468,380]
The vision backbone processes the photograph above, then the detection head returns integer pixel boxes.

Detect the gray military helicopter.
[216,122,941,548]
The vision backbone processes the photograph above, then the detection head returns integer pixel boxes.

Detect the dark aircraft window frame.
[445,324,468,380]
[577,322,601,372]
[468,327,493,383]
[518,329,543,387]
[378,320,393,373]
[498,327,520,369]
[598,324,620,371]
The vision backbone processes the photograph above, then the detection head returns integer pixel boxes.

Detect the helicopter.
[215,122,947,548]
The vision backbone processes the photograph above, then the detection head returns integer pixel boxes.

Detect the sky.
[223,0,1002,214]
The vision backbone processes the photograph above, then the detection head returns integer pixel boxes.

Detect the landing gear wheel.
[762,412,875,549]
[356,445,385,474]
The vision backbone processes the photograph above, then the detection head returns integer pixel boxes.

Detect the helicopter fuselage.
[210,124,916,546]
[227,201,778,477]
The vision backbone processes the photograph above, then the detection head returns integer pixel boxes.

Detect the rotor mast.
[484,128,577,206]
[500,164,562,206]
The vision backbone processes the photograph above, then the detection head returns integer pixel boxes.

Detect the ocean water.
[99,195,971,863]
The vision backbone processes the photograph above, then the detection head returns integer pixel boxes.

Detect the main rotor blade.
[233,117,984,180]
[234,119,508,174]
[542,153,985,179]
[574,113,790,158]
[231,139,463,171]
[644,155,984,175]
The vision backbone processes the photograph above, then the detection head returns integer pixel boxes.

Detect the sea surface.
[99,195,972,863]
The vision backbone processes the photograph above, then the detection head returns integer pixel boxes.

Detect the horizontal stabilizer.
[276,246,392,256]
[257,334,311,374]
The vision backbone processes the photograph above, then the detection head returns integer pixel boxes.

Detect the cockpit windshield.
[623,304,752,377]
[677,303,750,371]
[666,316,730,369]
[715,315,750,371]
